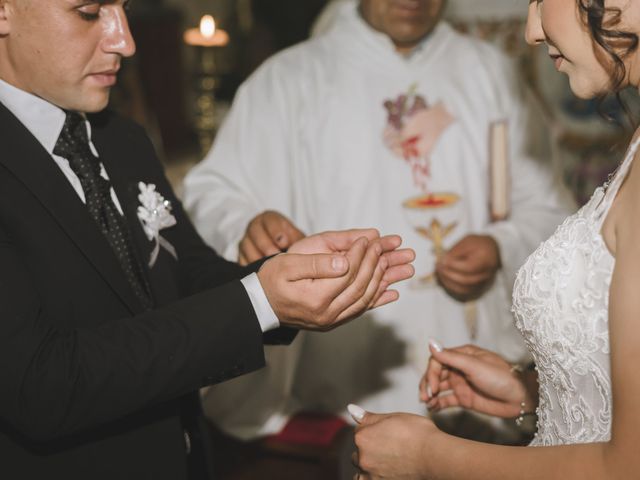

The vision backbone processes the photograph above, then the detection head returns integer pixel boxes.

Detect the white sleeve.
[183,61,297,261]
[481,56,575,289]
[240,273,280,332]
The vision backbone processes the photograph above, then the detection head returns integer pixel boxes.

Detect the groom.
[0,1,414,479]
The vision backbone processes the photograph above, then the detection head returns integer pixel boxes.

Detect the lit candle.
[489,120,510,221]
[184,15,229,47]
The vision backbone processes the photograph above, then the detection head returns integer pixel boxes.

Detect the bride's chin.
[567,74,612,100]
[568,82,600,100]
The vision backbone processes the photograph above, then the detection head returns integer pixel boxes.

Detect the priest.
[184,0,572,440]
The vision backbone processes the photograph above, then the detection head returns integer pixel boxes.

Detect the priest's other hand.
[238,210,305,265]
[257,229,415,331]
[435,234,500,301]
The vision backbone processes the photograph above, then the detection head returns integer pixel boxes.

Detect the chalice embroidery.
[403,192,478,340]
[415,218,458,284]
[403,192,459,286]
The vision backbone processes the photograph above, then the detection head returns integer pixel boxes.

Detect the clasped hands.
[436,234,501,302]
[351,343,538,479]
[254,213,415,331]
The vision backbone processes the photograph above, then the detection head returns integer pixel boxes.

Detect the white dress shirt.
[0,78,279,332]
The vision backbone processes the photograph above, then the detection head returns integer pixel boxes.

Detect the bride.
[351,0,640,478]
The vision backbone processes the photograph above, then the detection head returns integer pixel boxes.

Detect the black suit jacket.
[0,104,291,479]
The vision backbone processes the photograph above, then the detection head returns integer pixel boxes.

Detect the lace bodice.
[513,138,640,446]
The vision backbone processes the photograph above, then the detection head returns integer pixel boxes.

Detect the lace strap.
[597,135,640,215]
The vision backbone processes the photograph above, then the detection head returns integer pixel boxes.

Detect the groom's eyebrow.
[74,0,132,5]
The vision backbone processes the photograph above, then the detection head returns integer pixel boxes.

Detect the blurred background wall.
[117,0,636,204]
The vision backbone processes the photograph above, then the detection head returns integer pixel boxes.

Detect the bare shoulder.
[610,139,640,257]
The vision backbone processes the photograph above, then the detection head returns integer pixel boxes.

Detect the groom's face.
[0,0,135,112]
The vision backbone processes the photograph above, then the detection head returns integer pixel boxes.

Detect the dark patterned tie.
[54,111,153,310]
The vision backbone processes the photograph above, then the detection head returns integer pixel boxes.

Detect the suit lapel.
[89,115,155,261]
[89,114,156,302]
[0,103,143,313]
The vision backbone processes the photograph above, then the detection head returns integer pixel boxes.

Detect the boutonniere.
[136,182,178,267]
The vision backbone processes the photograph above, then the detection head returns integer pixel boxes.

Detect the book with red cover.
[265,412,348,448]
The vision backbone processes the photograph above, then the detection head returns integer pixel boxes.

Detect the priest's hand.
[257,229,415,331]
[435,234,500,301]
[238,211,305,265]
[353,409,437,480]
[420,342,537,419]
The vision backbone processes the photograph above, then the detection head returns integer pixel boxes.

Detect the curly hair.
[578,0,639,91]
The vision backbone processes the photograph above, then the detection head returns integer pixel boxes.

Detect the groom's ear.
[0,0,12,36]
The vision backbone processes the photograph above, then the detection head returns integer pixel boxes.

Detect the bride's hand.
[419,343,535,418]
[353,411,437,480]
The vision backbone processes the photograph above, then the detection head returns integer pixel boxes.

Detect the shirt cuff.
[240,273,280,333]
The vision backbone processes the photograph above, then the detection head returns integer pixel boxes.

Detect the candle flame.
[200,15,215,38]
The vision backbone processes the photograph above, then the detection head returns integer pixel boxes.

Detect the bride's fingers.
[438,379,452,391]
[419,370,450,402]
[419,374,430,402]
[430,347,482,381]
[425,357,445,400]
[451,344,484,356]
[432,391,461,410]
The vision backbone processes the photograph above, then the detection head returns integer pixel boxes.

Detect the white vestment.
[184,3,572,439]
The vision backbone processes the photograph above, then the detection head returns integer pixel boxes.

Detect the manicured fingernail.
[429,338,443,353]
[332,256,347,272]
[427,385,433,399]
[348,403,366,423]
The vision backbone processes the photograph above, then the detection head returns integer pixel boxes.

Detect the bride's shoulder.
[608,135,640,249]
[622,134,640,195]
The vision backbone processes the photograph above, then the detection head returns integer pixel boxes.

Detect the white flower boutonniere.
[137,182,178,267]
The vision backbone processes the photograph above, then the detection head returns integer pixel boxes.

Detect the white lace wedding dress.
[512,137,640,446]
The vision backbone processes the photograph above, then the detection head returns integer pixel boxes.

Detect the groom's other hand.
[238,210,305,265]
[257,229,415,331]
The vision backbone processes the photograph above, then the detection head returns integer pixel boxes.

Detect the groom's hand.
[257,229,415,331]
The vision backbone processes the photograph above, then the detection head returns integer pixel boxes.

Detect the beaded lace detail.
[513,137,640,446]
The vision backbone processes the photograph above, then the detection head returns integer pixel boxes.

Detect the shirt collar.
[0,77,67,155]
[333,1,447,65]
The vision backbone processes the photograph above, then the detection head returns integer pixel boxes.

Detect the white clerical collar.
[0,77,67,155]
[336,1,448,63]
[355,9,432,58]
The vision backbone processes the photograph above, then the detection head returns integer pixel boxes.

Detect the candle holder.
[184,15,230,155]
[194,48,218,154]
